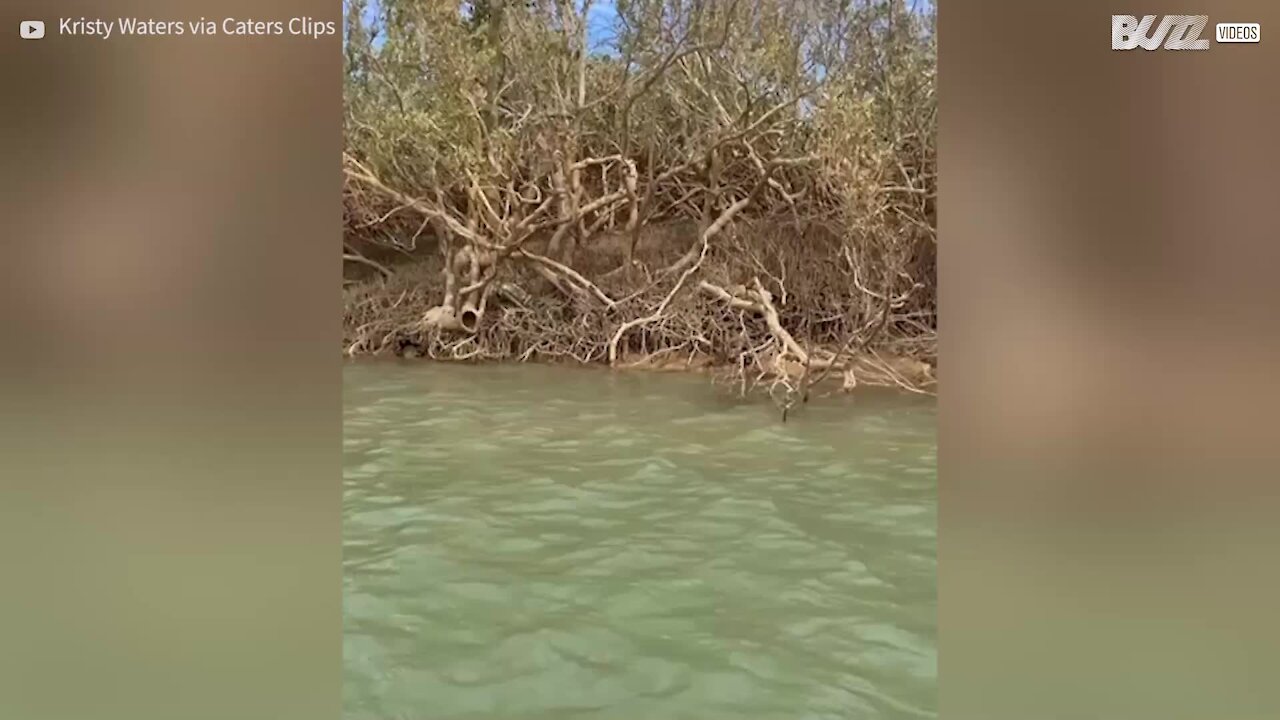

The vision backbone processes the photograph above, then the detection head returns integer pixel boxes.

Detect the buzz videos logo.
[1112,15,1261,50]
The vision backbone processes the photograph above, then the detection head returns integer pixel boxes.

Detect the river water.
[344,362,936,719]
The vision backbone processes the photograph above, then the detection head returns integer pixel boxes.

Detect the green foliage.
[346,0,935,319]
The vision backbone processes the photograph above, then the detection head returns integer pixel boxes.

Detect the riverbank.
[346,276,935,398]
[380,346,935,391]
[344,223,936,399]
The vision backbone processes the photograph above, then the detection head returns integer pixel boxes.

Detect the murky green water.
[344,362,936,719]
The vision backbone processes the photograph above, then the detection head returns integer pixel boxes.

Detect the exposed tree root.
[343,223,935,419]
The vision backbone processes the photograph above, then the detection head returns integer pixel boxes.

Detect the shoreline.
[347,347,936,396]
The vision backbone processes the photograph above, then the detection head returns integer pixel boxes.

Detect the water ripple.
[344,362,936,719]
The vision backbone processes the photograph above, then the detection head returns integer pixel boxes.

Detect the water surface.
[344,362,936,719]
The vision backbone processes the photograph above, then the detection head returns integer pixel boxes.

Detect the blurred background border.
[1,2,342,719]
[940,2,1280,718]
